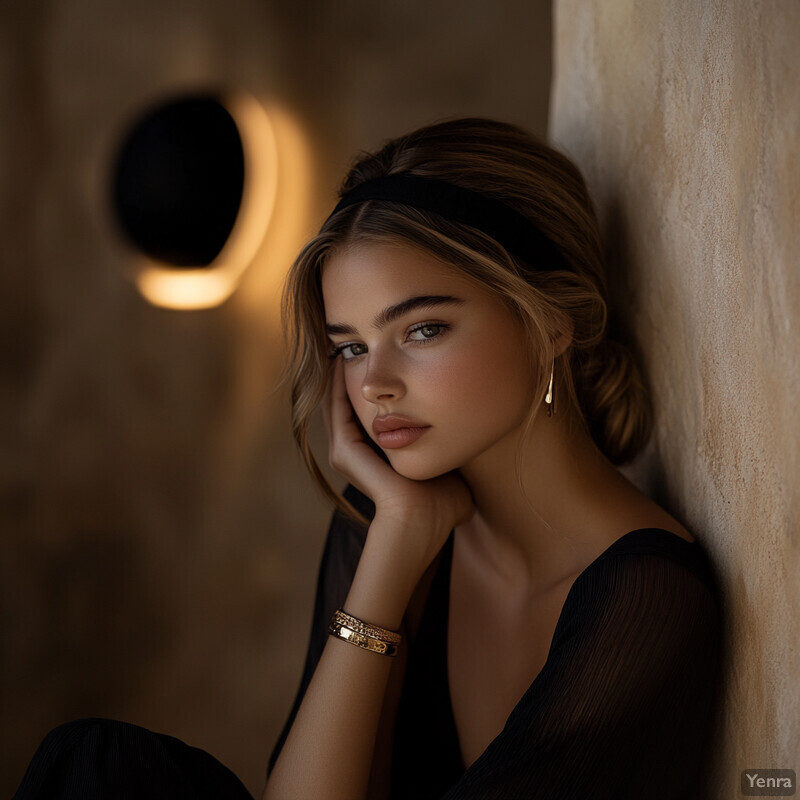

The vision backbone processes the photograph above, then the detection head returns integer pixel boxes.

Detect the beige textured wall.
[1,1,551,795]
[550,1,800,793]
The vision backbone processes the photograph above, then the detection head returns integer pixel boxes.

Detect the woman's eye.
[335,342,368,360]
[407,323,447,341]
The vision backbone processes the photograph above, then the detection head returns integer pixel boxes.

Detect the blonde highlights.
[282,118,651,517]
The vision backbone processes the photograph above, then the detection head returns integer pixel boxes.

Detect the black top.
[269,485,724,800]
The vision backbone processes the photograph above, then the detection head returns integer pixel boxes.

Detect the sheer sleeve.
[440,533,724,800]
[267,485,374,775]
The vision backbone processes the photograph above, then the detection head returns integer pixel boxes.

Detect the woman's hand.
[323,357,474,585]
[267,360,474,800]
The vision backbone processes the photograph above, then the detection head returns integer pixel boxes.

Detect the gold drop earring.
[545,358,555,417]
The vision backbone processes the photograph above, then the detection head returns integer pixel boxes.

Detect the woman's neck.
[456,408,638,592]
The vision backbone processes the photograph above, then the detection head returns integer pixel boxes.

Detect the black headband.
[328,173,564,270]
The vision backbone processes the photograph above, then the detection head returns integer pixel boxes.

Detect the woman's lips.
[372,415,431,449]
[376,426,430,449]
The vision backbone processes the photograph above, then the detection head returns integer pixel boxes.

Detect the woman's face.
[321,241,540,481]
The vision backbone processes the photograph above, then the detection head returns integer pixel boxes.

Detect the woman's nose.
[360,351,406,404]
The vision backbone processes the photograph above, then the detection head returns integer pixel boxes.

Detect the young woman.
[14,118,722,800]
[263,118,723,799]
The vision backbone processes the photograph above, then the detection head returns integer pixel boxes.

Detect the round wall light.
[110,89,277,309]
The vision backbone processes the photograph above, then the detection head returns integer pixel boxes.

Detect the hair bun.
[576,338,652,465]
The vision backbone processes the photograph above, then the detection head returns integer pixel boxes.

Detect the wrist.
[371,505,454,544]
[345,551,414,631]
[345,515,445,630]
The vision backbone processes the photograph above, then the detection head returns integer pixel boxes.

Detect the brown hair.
[283,118,651,517]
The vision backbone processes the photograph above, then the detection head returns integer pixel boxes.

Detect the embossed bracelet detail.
[328,609,402,657]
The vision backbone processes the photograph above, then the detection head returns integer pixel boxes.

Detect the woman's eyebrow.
[325,295,465,336]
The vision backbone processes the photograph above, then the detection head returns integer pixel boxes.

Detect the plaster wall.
[550,2,800,792]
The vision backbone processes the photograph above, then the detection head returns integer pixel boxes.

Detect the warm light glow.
[234,102,316,320]
[136,266,234,310]
[132,90,280,310]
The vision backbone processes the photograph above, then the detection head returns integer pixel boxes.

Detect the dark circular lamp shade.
[112,94,245,268]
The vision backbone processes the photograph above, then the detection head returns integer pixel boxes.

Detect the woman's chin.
[385,454,453,482]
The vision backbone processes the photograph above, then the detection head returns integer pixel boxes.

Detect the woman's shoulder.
[570,477,718,597]
[537,527,725,711]
[561,526,723,638]
[584,527,717,588]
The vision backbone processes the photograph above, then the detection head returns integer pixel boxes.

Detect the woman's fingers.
[321,360,334,440]
[326,357,360,446]
[323,358,391,493]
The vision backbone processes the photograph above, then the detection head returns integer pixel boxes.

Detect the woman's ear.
[553,320,574,358]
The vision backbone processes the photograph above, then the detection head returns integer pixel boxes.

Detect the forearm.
[263,516,424,800]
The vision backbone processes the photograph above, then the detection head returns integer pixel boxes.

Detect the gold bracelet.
[328,620,399,657]
[331,609,402,645]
